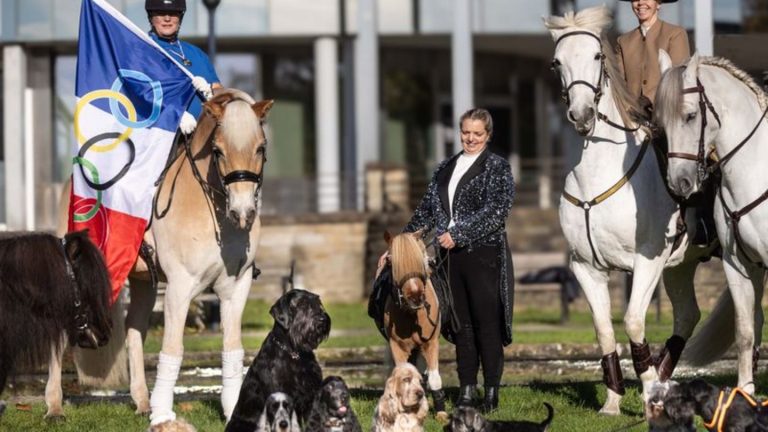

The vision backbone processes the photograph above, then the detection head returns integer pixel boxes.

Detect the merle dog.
[445,404,554,432]
[648,379,766,432]
[305,376,362,432]
[226,289,331,431]
[257,393,300,432]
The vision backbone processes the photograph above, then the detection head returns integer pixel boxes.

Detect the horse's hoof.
[135,406,151,416]
[44,413,66,422]
[435,411,450,424]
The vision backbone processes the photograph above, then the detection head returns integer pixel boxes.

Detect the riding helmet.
[145,0,186,13]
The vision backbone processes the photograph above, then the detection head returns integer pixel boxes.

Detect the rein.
[562,138,651,268]
[553,30,640,134]
[669,78,768,268]
[60,237,103,350]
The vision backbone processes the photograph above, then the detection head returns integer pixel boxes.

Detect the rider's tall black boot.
[455,385,476,407]
[480,386,499,413]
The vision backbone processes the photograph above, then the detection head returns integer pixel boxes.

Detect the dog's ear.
[377,375,399,424]
[257,405,268,432]
[270,293,292,329]
[290,410,301,432]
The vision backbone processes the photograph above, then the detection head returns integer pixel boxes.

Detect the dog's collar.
[703,387,758,431]
[274,338,300,360]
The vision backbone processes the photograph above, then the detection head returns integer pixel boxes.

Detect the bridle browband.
[552,30,640,134]
[60,237,105,350]
[667,76,768,267]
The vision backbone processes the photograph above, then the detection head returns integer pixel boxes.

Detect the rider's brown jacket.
[617,19,690,104]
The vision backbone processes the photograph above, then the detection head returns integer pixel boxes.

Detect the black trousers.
[445,244,504,387]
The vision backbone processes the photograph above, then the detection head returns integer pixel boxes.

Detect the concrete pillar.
[535,77,552,209]
[3,45,27,229]
[27,50,54,230]
[452,0,473,154]
[354,0,379,210]
[694,0,714,56]
[314,37,341,213]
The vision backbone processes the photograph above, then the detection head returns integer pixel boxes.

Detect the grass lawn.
[1,301,764,431]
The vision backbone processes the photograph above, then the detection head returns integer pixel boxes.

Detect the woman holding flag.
[145,0,222,134]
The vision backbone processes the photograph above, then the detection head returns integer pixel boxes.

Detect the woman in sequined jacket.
[402,108,515,413]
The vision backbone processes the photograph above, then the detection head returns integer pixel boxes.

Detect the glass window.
[18,0,53,40]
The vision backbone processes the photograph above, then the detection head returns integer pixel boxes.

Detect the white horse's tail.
[682,288,734,366]
[74,299,128,388]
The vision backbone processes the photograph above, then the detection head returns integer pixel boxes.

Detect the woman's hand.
[438,232,455,249]
[377,251,390,269]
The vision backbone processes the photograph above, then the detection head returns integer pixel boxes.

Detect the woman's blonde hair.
[459,108,493,139]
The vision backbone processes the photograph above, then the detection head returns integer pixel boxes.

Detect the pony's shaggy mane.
[0,231,111,381]
[544,6,645,129]
[656,56,768,127]
[389,233,427,284]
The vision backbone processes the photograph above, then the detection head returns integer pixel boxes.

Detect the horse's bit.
[552,30,639,133]
[668,78,768,267]
[60,237,108,350]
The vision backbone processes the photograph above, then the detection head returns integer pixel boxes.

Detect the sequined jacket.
[404,149,516,345]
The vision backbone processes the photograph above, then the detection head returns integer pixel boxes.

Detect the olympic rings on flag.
[109,69,163,129]
[77,132,136,191]
[71,156,103,222]
[74,90,136,152]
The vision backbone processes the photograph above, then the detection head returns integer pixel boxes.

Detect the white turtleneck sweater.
[447,151,482,228]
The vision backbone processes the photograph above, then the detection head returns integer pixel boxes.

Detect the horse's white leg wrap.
[149,352,182,425]
[426,369,442,391]
[221,348,245,421]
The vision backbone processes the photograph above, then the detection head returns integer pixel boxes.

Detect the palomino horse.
[543,6,714,414]
[45,89,273,425]
[657,51,767,395]
[382,231,447,420]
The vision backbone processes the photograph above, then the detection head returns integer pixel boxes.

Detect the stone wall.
[254,212,368,303]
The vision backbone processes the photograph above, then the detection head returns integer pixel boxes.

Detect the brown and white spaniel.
[372,363,429,432]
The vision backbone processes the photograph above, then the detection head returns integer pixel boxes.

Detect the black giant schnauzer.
[445,404,554,432]
[226,290,331,431]
[305,376,362,432]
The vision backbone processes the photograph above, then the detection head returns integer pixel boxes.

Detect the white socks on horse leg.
[221,349,245,421]
[149,352,182,425]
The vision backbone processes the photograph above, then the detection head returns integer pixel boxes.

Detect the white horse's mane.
[543,5,612,34]
[657,56,768,126]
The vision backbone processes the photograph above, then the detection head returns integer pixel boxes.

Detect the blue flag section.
[76,0,195,133]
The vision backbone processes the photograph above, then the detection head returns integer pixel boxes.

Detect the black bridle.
[552,30,640,133]
[60,237,107,350]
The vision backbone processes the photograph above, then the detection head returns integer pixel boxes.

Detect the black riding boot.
[456,385,476,407]
[481,386,499,413]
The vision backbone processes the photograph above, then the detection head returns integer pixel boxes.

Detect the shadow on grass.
[527,379,644,418]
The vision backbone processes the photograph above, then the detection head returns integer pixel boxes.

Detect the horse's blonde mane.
[545,6,645,127]
[390,233,427,283]
[656,56,768,126]
[221,100,262,152]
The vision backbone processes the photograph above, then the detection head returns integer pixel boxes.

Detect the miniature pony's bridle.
[60,237,107,350]
[552,30,640,133]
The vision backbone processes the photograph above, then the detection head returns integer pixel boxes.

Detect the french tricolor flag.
[70,0,196,305]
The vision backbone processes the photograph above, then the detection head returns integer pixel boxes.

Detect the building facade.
[0,0,755,230]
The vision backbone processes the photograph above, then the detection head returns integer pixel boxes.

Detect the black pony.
[0,230,112,403]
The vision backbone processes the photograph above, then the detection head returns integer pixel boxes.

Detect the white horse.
[45,89,273,425]
[544,7,713,414]
[657,51,767,394]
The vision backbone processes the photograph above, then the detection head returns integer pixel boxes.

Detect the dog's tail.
[539,403,554,431]
[682,288,734,366]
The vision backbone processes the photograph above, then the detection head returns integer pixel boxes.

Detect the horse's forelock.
[390,234,426,283]
[221,100,262,152]
[544,5,612,35]
[655,65,685,128]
